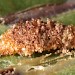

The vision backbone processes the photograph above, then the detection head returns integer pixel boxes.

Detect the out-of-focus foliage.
[0,25,9,35]
[0,54,75,75]
[52,10,75,25]
[0,0,67,16]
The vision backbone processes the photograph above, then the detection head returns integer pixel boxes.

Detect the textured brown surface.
[0,19,75,56]
[0,67,15,75]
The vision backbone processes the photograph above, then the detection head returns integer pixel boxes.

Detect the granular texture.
[0,19,75,56]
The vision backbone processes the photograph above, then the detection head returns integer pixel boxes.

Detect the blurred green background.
[0,0,66,16]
